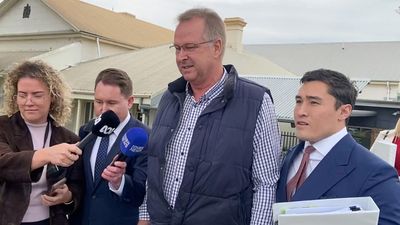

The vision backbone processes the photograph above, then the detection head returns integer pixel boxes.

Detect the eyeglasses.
[15,92,48,104]
[169,40,215,53]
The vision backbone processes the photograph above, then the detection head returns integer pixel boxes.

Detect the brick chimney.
[224,17,247,52]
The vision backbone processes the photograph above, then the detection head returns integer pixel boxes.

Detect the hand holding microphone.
[46,110,120,176]
[102,127,148,189]
[114,127,148,162]
[77,110,120,149]
[45,110,120,192]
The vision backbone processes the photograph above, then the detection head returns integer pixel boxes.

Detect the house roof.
[0,0,173,48]
[61,44,293,99]
[245,41,400,82]
[0,51,46,75]
[43,0,173,48]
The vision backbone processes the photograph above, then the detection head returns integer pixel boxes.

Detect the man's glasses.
[169,40,215,54]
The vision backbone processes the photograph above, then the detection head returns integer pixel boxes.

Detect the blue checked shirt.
[140,70,281,225]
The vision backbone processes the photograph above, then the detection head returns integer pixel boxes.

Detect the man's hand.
[102,156,127,190]
[137,220,150,225]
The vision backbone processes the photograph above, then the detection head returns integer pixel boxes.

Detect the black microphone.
[113,127,148,163]
[47,111,120,189]
[77,110,120,149]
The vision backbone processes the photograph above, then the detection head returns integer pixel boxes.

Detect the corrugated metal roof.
[243,76,370,122]
[42,0,173,48]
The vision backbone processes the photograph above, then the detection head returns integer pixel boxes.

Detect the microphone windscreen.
[119,127,148,157]
[92,110,120,137]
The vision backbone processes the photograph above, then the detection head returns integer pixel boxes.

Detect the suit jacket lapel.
[83,139,96,190]
[79,121,97,190]
[277,143,305,202]
[292,134,356,201]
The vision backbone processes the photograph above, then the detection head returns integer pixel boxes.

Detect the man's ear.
[213,38,223,58]
[339,104,352,121]
[127,96,134,109]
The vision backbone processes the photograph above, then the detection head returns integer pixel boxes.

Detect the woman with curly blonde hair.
[0,60,83,225]
[3,60,72,126]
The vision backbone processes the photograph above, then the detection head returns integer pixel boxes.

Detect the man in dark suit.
[73,68,148,225]
[276,69,400,225]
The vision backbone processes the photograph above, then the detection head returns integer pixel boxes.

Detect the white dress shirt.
[90,113,131,195]
[287,127,348,184]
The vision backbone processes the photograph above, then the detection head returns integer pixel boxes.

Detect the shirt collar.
[305,127,348,157]
[185,67,228,103]
[113,113,131,137]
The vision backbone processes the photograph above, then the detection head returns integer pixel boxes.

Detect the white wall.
[0,0,72,35]
[0,37,81,52]
[31,42,82,70]
[359,83,400,101]
[79,39,130,62]
[0,37,130,59]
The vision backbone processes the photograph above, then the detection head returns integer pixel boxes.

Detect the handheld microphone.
[113,127,148,163]
[77,110,120,149]
[48,111,120,184]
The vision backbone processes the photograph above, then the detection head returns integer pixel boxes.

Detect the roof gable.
[43,0,173,47]
[0,0,173,47]
[0,0,73,36]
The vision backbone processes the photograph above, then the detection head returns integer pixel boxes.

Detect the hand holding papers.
[273,197,379,225]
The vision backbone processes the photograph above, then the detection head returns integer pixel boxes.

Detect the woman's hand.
[32,143,82,169]
[41,184,72,206]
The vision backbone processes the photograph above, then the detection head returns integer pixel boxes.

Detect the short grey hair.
[178,7,226,56]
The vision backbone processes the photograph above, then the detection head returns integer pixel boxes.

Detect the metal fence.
[280,131,299,152]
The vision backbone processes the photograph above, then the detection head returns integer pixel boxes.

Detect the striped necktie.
[286,145,316,201]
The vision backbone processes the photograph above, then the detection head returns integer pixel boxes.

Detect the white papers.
[284,205,362,215]
[273,197,379,225]
[370,140,397,166]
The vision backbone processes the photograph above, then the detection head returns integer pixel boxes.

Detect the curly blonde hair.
[2,60,72,126]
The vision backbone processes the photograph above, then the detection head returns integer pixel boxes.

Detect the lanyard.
[45,121,62,178]
[42,121,50,148]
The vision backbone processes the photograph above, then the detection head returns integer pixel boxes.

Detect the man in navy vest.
[138,7,281,225]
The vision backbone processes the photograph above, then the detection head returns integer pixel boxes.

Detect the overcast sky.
[83,0,400,44]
